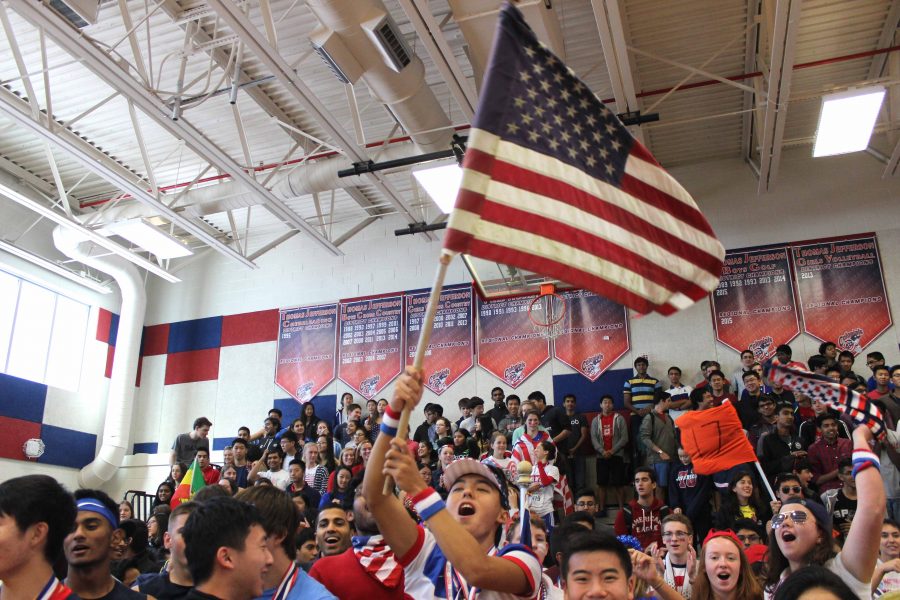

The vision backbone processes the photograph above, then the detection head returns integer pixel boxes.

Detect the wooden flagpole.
[383,252,453,494]
[753,461,778,502]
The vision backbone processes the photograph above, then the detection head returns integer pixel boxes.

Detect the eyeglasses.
[576,501,596,507]
[780,486,802,494]
[662,531,689,540]
[771,510,810,529]
[737,533,760,543]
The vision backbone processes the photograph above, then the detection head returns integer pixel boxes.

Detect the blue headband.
[76,498,119,529]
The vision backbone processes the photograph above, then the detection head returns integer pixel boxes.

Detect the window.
[0,269,90,391]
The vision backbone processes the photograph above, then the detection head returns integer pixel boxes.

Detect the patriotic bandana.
[351,534,403,588]
[766,362,885,439]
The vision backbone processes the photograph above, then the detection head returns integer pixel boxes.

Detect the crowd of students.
[1,341,898,599]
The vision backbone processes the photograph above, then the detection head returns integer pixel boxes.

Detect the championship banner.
[553,290,629,380]
[275,303,338,403]
[711,246,800,360]
[338,295,403,399]
[405,284,474,395]
[791,234,892,354]
[477,295,550,388]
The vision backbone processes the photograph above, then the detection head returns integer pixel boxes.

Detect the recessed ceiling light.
[813,86,886,157]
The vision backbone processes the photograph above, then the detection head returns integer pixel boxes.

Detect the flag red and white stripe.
[442,3,724,316]
[352,534,404,588]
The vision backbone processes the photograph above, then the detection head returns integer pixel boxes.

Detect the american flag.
[766,362,886,438]
[443,2,725,315]
[351,534,404,588]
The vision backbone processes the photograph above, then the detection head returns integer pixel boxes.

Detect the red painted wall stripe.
[221,309,279,346]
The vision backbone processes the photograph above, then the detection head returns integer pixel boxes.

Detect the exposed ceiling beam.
[756,0,801,193]
[6,0,343,258]
[334,216,378,247]
[590,0,645,144]
[867,0,900,80]
[741,0,762,163]
[876,3,900,175]
[247,229,298,261]
[0,169,180,282]
[158,0,388,223]
[884,138,900,178]
[203,0,426,229]
[396,0,476,120]
[0,84,255,271]
[0,153,56,196]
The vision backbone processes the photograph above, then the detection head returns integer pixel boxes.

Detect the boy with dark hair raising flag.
[363,367,542,598]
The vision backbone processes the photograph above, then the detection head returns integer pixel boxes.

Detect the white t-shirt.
[527,463,559,518]
[259,468,290,490]
[876,558,900,597]
[766,553,870,600]
[399,525,542,599]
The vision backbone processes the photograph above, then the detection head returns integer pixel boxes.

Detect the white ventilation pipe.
[271,142,416,202]
[306,0,452,153]
[165,142,421,215]
[53,225,146,487]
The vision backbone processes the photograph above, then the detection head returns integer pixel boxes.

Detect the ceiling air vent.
[309,26,362,85]
[361,12,413,73]
[311,42,350,84]
[48,0,99,28]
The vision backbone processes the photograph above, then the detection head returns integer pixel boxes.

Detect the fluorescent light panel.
[99,218,193,259]
[0,183,180,282]
[413,160,463,214]
[0,240,112,294]
[813,86,886,157]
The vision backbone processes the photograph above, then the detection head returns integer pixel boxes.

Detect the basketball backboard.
[461,254,573,299]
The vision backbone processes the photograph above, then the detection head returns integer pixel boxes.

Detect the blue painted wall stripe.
[167,316,223,354]
[551,368,633,413]
[38,424,97,468]
[0,372,47,423]
[133,442,159,454]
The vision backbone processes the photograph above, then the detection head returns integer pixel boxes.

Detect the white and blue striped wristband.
[852,449,880,476]
[411,487,444,521]
[380,405,401,437]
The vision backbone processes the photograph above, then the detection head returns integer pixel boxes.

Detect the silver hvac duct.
[307,0,453,153]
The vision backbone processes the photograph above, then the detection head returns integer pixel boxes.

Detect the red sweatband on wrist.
[409,486,437,505]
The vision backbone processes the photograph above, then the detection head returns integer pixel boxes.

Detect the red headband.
[702,529,744,549]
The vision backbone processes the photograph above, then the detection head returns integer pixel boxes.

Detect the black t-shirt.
[85,580,146,600]
[541,405,570,450]
[567,413,589,454]
[135,572,191,600]
[832,489,857,533]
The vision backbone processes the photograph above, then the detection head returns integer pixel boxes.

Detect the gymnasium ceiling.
[0,0,897,288]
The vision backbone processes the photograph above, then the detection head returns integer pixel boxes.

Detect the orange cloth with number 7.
[678,401,757,475]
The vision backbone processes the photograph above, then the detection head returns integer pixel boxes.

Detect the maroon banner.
[711,246,800,360]
[405,284,474,395]
[275,304,337,403]
[338,295,403,399]
[553,290,629,380]
[477,295,550,388]
[792,235,891,354]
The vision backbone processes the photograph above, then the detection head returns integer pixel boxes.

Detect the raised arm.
[382,436,534,595]
[247,449,268,483]
[361,367,425,560]
[840,426,886,582]
[370,369,534,595]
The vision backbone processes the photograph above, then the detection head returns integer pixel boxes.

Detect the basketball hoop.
[529,283,567,339]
